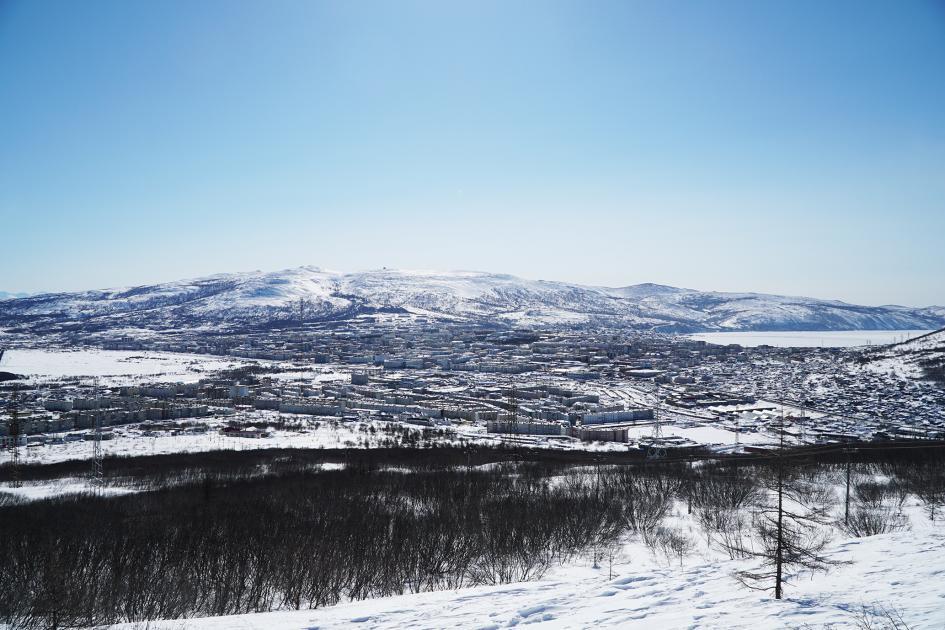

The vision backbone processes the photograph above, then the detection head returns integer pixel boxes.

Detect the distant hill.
[0,266,942,335]
[0,291,30,300]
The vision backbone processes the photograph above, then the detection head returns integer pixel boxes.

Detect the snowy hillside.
[1,266,942,334]
[862,327,945,380]
[111,514,945,630]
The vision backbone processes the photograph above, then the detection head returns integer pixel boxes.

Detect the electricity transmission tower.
[90,380,104,487]
[9,384,21,488]
[741,359,757,448]
[297,297,309,346]
[652,381,663,440]
[507,379,518,435]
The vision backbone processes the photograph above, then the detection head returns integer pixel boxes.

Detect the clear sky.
[1,0,943,306]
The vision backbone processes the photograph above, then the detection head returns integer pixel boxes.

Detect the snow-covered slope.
[862,327,945,379]
[1,266,942,334]
[112,526,945,629]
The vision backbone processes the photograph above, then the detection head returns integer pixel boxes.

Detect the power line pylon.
[90,380,104,488]
[297,297,309,346]
[9,384,21,488]
[652,381,663,440]
[507,379,518,435]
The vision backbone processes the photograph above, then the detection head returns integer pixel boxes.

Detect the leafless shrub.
[609,468,678,545]
[842,505,910,538]
[840,479,910,538]
[888,461,945,522]
[0,492,24,508]
[653,526,695,567]
[851,603,911,630]
[690,466,761,559]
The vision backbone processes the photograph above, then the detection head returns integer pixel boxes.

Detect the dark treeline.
[2,445,944,629]
[0,444,655,485]
[5,439,941,485]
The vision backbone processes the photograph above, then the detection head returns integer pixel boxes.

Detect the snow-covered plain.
[110,507,945,630]
[0,349,250,384]
[690,330,933,348]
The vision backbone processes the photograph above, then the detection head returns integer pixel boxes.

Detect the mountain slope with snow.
[1,266,942,334]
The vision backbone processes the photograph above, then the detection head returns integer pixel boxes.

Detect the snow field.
[0,349,253,384]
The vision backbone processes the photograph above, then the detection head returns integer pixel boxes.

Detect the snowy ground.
[0,416,451,466]
[859,328,945,380]
[689,330,933,348]
[0,349,253,385]
[0,415,645,467]
[1,404,827,468]
[622,422,773,447]
[110,511,945,629]
[0,477,136,500]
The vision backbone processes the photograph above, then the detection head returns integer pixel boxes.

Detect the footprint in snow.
[611,575,653,586]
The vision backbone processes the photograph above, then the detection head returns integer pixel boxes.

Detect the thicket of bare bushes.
[0,460,659,629]
[1,445,943,629]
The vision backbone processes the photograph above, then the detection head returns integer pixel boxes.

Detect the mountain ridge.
[1,267,943,335]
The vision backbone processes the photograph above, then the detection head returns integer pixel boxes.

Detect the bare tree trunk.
[775,400,785,600]
[845,451,852,527]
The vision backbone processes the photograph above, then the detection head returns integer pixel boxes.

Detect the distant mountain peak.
[612,282,692,297]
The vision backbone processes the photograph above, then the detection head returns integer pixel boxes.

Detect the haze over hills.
[1,266,943,335]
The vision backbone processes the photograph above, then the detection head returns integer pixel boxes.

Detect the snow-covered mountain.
[1,266,943,334]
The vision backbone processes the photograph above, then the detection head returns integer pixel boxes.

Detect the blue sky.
[1,0,943,306]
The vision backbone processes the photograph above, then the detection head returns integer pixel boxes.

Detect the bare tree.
[729,410,841,599]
